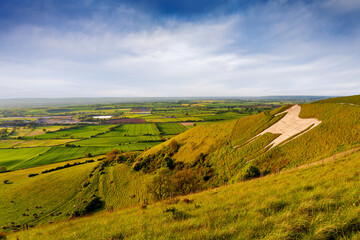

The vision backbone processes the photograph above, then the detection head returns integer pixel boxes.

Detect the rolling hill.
[2,94,360,239]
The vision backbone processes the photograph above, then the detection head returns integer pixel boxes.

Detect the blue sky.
[0,0,359,98]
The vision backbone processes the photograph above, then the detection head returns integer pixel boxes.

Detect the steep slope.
[0,158,151,230]
[140,97,360,182]
[9,149,360,240]
[251,104,321,148]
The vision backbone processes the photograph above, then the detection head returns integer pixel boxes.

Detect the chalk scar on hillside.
[254,105,322,148]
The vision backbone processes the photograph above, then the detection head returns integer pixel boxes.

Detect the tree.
[147,168,173,200]
[173,168,200,195]
[105,149,120,162]
[168,140,179,154]
[162,156,174,170]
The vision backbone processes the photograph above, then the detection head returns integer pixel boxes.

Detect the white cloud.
[0,1,359,98]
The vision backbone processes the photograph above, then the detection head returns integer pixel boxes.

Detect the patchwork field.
[156,123,186,135]
[76,136,161,146]
[99,123,159,137]
[0,139,77,148]
[0,147,51,170]
[34,125,115,139]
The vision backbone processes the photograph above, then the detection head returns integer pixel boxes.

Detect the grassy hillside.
[0,147,51,170]
[0,157,151,232]
[140,101,360,183]
[3,96,360,239]
[254,103,360,171]
[314,94,360,104]
[8,149,360,239]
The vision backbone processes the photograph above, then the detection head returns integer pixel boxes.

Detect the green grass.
[8,149,360,239]
[254,103,360,172]
[156,123,187,135]
[22,146,116,168]
[0,147,51,170]
[99,124,159,137]
[75,136,161,146]
[35,125,115,139]
[0,139,77,148]
[17,142,161,169]
[0,158,151,233]
[0,160,98,231]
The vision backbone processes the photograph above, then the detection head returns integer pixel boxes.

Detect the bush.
[164,206,189,220]
[106,149,120,162]
[132,161,143,171]
[0,166,7,173]
[162,156,174,170]
[237,164,260,181]
[168,140,180,154]
[71,196,104,218]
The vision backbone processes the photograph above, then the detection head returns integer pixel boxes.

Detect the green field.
[0,147,51,170]
[22,146,115,168]
[99,123,159,137]
[0,139,77,148]
[34,125,115,139]
[156,123,186,135]
[75,136,161,146]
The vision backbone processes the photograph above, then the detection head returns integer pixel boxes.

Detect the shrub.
[162,156,174,170]
[0,166,7,173]
[106,149,120,162]
[237,164,260,181]
[28,173,39,178]
[132,161,143,171]
[71,196,104,218]
[164,206,189,221]
[168,140,180,154]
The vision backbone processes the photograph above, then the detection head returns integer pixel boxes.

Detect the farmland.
[76,136,161,146]
[0,98,315,172]
[34,125,115,139]
[156,123,186,135]
[0,96,338,239]
[0,147,51,170]
[99,123,159,137]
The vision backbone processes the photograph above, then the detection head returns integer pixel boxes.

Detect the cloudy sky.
[0,0,359,98]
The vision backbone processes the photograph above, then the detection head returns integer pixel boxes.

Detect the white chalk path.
[253,105,322,148]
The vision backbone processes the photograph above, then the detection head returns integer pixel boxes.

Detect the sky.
[0,0,359,98]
